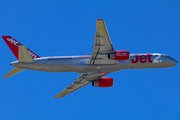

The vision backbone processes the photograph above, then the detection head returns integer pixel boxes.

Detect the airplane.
[2,19,178,98]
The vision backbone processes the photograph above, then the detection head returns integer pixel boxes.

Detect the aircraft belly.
[42,64,76,72]
[74,64,124,73]
[124,60,172,69]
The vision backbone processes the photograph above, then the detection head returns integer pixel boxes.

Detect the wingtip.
[97,19,103,21]
[3,75,9,78]
[53,96,62,98]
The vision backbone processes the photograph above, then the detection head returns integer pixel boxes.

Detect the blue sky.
[0,0,180,119]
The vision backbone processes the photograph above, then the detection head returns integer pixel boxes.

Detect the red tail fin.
[2,36,40,59]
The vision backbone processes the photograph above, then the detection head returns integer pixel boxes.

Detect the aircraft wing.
[88,19,118,65]
[53,72,108,98]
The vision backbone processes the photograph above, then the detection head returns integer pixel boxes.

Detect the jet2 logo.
[7,37,38,59]
[7,38,19,46]
[131,54,162,63]
[7,37,22,47]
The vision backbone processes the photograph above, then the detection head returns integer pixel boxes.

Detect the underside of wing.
[3,67,25,78]
[88,19,118,65]
[53,72,108,98]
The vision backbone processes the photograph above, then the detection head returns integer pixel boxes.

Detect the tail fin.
[3,45,35,78]
[2,36,40,59]
[3,67,25,78]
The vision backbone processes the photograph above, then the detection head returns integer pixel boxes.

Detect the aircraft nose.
[171,58,178,66]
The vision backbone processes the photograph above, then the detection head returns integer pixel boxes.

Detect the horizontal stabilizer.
[3,67,25,78]
[18,45,34,63]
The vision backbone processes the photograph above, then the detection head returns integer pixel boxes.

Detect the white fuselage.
[10,53,178,74]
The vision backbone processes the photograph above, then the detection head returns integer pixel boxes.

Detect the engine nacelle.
[108,51,129,60]
[92,78,114,87]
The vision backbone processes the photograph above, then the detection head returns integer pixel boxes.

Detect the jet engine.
[92,78,114,87]
[108,51,129,60]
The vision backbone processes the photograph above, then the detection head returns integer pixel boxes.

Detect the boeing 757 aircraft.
[2,19,178,98]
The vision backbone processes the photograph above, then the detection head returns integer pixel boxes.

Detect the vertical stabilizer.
[2,36,40,59]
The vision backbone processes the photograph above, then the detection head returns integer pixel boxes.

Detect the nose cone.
[170,58,178,66]
[170,57,178,66]
[162,55,178,68]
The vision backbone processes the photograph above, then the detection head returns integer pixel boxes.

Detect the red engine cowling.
[92,78,114,87]
[108,51,129,60]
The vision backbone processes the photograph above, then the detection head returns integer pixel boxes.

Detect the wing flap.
[94,19,114,53]
[88,19,117,65]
